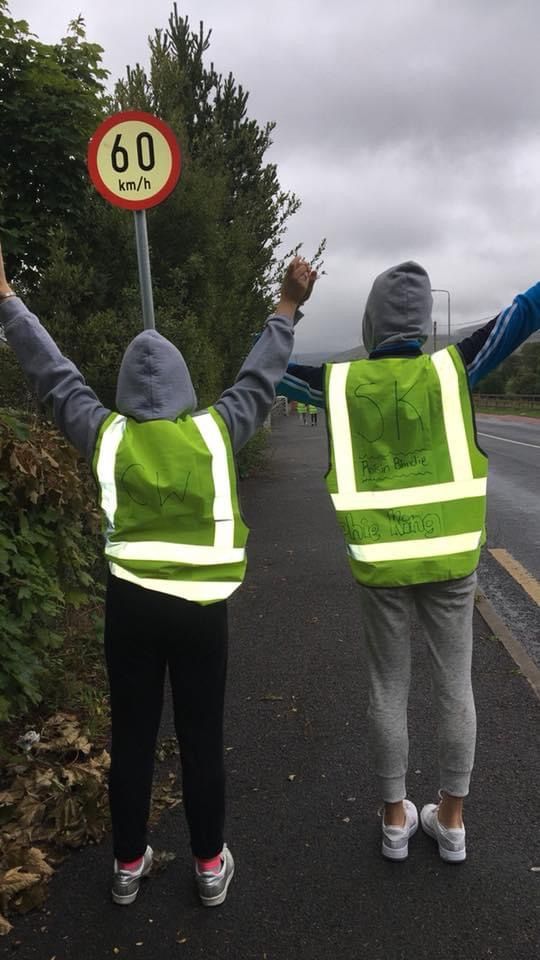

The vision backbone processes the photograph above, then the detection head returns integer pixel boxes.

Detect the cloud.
[10,0,540,352]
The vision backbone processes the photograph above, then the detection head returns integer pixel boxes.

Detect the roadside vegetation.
[473,341,540,397]
[474,403,540,418]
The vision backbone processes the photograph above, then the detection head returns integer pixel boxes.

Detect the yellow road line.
[489,548,540,606]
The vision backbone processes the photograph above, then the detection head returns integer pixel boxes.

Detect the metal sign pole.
[88,112,181,331]
[133,209,155,330]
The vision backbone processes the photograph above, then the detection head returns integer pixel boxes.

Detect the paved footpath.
[12,415,539,960]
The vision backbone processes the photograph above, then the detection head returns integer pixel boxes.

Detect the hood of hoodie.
[362,261,432,353]
[115,329,198,421]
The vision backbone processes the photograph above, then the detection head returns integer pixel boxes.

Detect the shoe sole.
[112,889,139,906]
[420,815,466,862]
[112,862,153,905]
[199,863,235,907]
[382,821,418,860]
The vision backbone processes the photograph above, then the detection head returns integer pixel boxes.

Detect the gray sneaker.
[420,803,466,862]
[380,799,419,860]
[195,844,234,907]
[112,845,153,905]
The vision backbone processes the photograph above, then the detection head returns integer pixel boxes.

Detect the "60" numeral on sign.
[111,132,156,173]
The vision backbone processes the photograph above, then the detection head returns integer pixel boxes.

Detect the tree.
[2,4,317,409]
[0,2,108,284]
[474,342,540,395]
[113,5,309,397]
[506,342,540,395]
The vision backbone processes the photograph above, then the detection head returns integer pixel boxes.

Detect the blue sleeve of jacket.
[464,282,540,388]
[275,363,326,408]
[0,296,110,460]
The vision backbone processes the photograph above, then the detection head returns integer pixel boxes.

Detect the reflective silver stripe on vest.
[328,362,356,495]
[109,563,241,601]
[332,477,486,511]
[430,350,472,481]
[193,412,235,549]
[348,531,482,562]
[106,540,244,565]
[95,415,128,528]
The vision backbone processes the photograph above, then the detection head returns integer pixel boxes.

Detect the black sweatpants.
[104,573,228,862]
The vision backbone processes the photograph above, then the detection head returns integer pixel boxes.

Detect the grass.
[474,404,540,418]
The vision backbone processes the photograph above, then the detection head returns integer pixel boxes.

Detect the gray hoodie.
[362,261,432,353]
[0,297,297,459]
[115,329,198,422]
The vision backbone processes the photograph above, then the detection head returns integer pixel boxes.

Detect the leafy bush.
[0,409,104,721]
[474,342,540,395]
[237,428,268,479]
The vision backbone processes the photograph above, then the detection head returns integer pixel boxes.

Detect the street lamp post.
[431,288,451,343]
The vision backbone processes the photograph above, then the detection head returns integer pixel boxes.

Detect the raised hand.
[277,256,318,318]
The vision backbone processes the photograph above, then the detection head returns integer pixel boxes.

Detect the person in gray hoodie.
[279,260,540,864]
[0,242,316,907]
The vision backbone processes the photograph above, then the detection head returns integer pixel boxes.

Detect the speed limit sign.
[87,111,181,210]
[87,111,182,330]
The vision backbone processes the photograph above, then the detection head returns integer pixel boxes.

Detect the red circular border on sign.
[87,111,182,210]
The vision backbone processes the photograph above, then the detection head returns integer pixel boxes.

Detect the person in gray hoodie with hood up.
[280,259,540,865]
[0,242,316,908]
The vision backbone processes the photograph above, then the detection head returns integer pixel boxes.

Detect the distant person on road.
[297,400,307,424]
[0,244,316,906]
[308,403,318,426]
[278,261,540,863]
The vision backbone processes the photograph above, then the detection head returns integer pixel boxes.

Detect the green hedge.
[0,410,104,721]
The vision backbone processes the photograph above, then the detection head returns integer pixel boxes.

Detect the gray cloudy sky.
[10,0,540,354]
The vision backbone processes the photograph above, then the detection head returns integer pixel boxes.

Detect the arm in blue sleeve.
[0,297,110,460]
[275,363,326,408]
[464,282,540,388]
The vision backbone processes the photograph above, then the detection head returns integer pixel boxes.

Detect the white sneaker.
[380,799,418,860]
[112,845,153,905]
[420,803,466,862]
[195,844,235,907]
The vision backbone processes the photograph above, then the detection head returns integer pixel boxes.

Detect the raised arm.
[277,362,325,408]
[458,281,540,388]
[0,244,110,460]
[215,257,317,452]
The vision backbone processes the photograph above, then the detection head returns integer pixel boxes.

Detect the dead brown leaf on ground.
[0,713,110,934]
[0,714,182,935]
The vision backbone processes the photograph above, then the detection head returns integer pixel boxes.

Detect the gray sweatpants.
[358,572,477,803]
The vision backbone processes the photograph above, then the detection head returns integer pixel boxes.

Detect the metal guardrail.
[473,394,540,409]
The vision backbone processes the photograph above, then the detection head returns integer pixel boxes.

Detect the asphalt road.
[475,415,540,664]
[477,415,540,578]
[9,415,540,960]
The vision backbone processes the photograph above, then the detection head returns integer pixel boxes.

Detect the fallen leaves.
[0,712,110,935]
[34,714,92,757]
[151,850,177,875]
[149,774,182,825]
[0,721,185,935]
[155,737,179,762]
